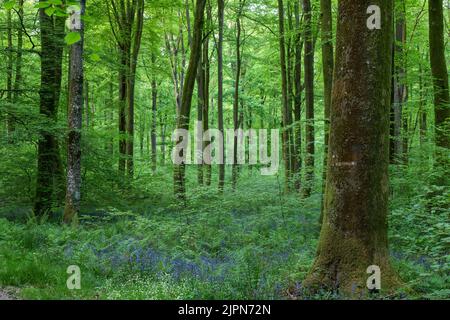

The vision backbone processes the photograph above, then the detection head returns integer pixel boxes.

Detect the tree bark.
[6,7,14,138]
[319,0,333,221]
[429,0,450,158]
[34,1,66,216]
[217,0,225,192]
[64,0,86,224]
[293,0,303,191]
[151,56,158,172]
[303,0,315,198]
[278,0,293,192]
[107,0,144,179]
[173,0,207,199]
[232,1,243,190]
[304,0,399,296]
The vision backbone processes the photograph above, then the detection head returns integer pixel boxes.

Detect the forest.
[0,0,448,301]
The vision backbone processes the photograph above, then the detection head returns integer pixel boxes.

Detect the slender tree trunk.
[278,0,292,192]
[204,5,212,185]
[303,0,315,198]
[429,0,450,160]
[232,2,243,190]
[217,0,225,192]
[197,30,205,185]
[13,0,24,114]
[293,0,303,191]
[118,49,127,175]
[174,0,207,199]
[151,57,158,172]
[319,0,334,222]
[6,7,14,138]
[419,59,427,147]
[64,0,86,224]
[304,0,399,296]
[390,1,407,164]
[108,0,144,179]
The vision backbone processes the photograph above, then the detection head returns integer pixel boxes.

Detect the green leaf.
[45,7,56,16]
[64,32,81,45]
[4,1,15,10]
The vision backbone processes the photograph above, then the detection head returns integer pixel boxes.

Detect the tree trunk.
[277,0,292,192]
[34,2,66,216]
[232,2,243,190]
[303,0,315,198]
[173,0,207,199]
[429,0,450,159]
[217,0,225,192]
[107,0,144,179]
[203,4,212,186]
[320,0,334,221]
[151,57,158,172]
[13,0,24,117]
[390,1,407,164]
[6,7,14,138]
[304,0,399,296]
[293,0,303,191]
[196,29,205,185]
[64,0,86,224]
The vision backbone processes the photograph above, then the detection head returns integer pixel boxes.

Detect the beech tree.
[34,0,66,216]
[64,0,86,224]
[304,0,399,295]
[428,0,449,162]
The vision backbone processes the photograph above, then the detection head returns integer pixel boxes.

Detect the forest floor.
[0,169,448,300]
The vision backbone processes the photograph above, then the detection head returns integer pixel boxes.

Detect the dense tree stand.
[303,0,400,296]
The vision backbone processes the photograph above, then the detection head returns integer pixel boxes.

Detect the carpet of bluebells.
[0,168,448,300]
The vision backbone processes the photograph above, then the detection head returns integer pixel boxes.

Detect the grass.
[0,167,448,300]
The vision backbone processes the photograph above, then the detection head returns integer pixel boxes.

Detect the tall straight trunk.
[6,7,14,137]
[277,0,292,192]
[118,49,127,175]
[13,0,24,110]
[64,0,86,224]
[419,59,427,146]
[203,4,212,186]
[293,0,303,190]
[173,0,207,199]
[304,0,398,296]
[151,57,158,172]
[127,0,144,178]
[320,0,334,221]
[286,3,297,186]
[429,0,450,157]
[390,1,407,164]
[34,2,66,216]
[232,2,242,190]
[107,0,144,179]
[303,0,315,198]
[217,0,225,192]
[84,80,90,127]
[196,31,205,185]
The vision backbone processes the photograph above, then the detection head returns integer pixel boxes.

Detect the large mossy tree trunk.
[304,0,399,296]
